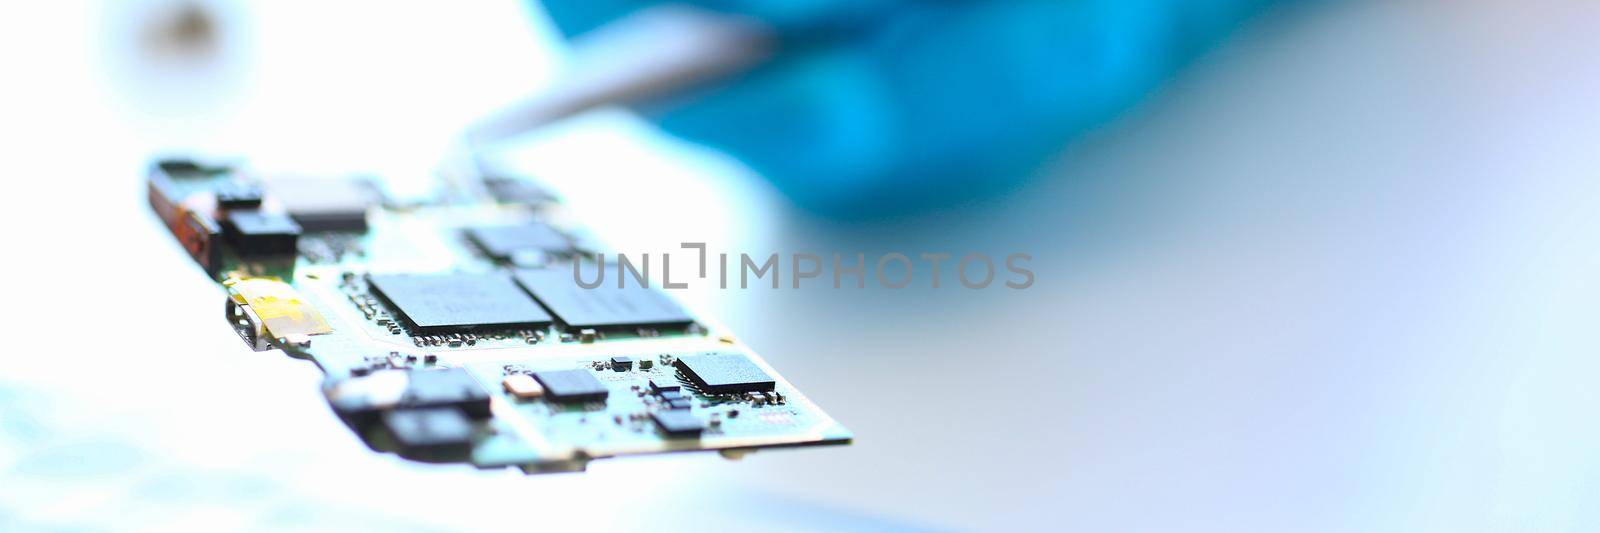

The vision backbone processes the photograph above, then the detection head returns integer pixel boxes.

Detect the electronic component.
[513,268,695,330]
[502,374,545,399]
[650,409,704,437]
[325,368,489,433]
[225,277,333,340]
[367,273,553,333]
[221,210,301,256]
[383,407,476,456]
[466,223,571,261]
[178,212,223,275]
[401,367,491,418]
[265,177,375,232]
[531,369,609,402]
[325,369,409,424]
[215,182,263,209]
[147,155,852,474]
[649,378,681,393]
[147,159,227,276]
[674,353,775,394]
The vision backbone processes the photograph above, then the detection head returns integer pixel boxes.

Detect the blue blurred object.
[539,0,1274,215]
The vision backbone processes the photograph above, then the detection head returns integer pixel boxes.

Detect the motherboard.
[146,157,850,473]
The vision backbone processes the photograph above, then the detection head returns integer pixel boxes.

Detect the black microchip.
[382,407,476,455]
[650,409,704,437]
[266,177,376,232]
[401,367,491,419]
[531,369,609,402]
[367,273,552,333]
[215,182,264,209]
[665,397,692,410]
[674,353,775,394]
[610,356,633,372]
[649,378,681,393]
[221,210,301,256]
[466,224,571,260]
[513,268,695,330]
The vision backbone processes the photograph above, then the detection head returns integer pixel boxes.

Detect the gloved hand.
[539,0,1275,216]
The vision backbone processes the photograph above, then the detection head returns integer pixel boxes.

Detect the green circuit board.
[147,157,850,473]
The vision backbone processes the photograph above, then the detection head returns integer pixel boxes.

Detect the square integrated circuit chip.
[513,268,695,330]
[650,409,704,437]
[531,369,609,402]
[674,353,775,394]
[466,223,572,260]
[367,273,552,333]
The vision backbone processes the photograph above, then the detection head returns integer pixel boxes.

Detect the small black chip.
[650,409,704,437]
[531,369,609,402]
[466,224,571,260]
[383,407,476,455]
[674,353,775,394]
[401,367,491,419]
[665,397,692,410]
[610,356,633,372]
[513,268,695,330]
[367,273,553,333]
[649,378,681,393]
[221,210,301,256]
[266,177,376,232]
[215,182,264,209]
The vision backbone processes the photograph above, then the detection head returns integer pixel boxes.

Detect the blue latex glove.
[539,0,1275,215]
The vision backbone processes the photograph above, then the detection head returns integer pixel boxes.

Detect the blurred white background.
[3,0,1600,530]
